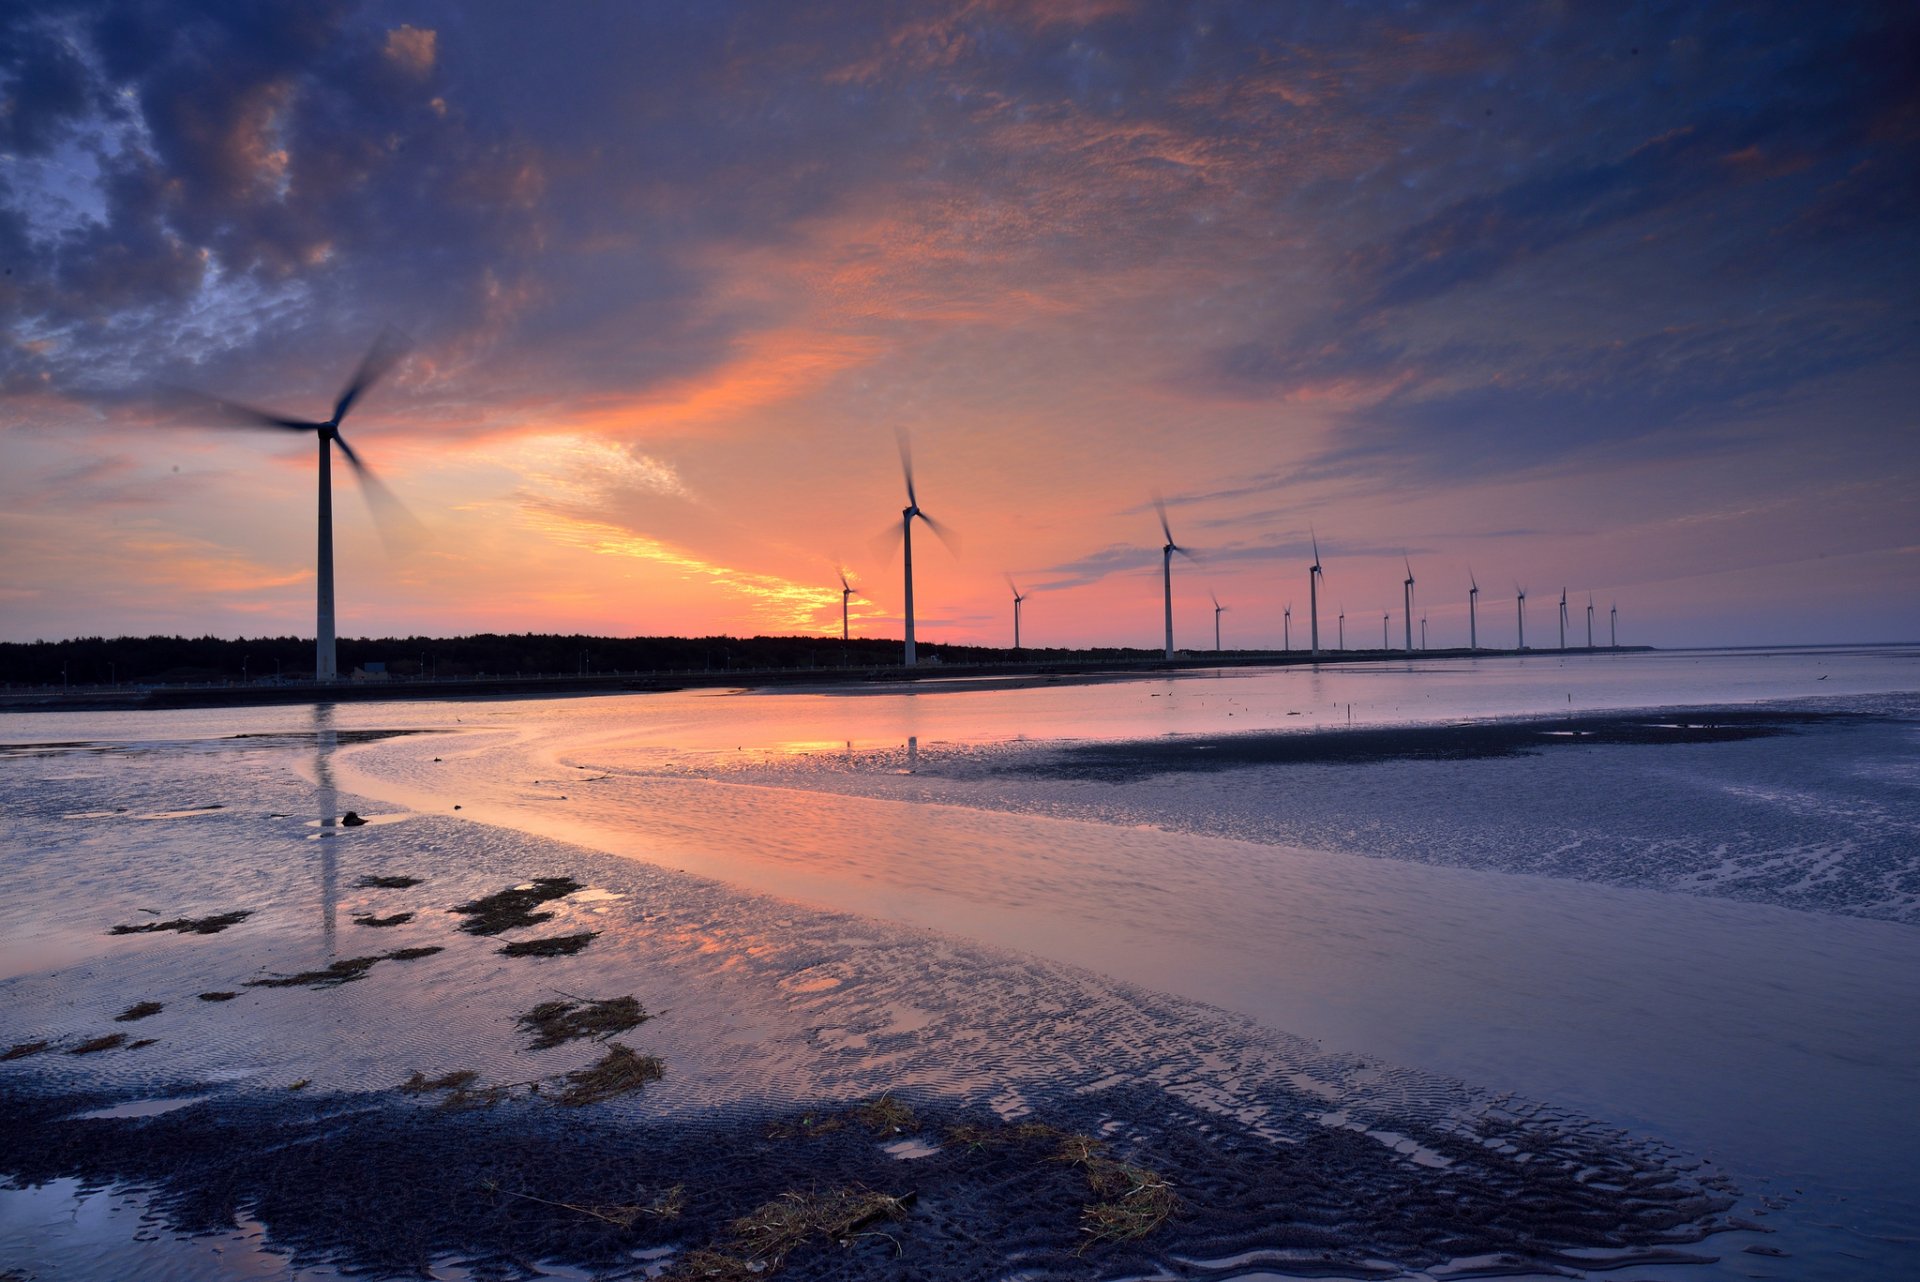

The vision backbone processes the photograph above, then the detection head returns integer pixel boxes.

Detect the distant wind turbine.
[182,330,411,683]
[888,433,957,667]
[1586,595,1595,649]
[1212,591,1227,652]
[1006,575,1027,650]
[1420,614,1428,651]
[1309,530,1325,658]
[1382,611,1390,649]
[839,571,855,642]
[1468,569,1480,652]
[1403,556,1416,654]
[1283,602,1292,653]
[1611,602,1618,648]
[1516,585,1528,650]
[1155,498,1194,660]
[1559,588,1569,652]
[1338,605,1345,652]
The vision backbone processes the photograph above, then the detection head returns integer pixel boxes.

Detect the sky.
[3,0,1916,652]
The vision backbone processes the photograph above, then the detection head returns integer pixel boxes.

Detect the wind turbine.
[1212,591,1227,652]
[1611,602,1618,648]
[1382,611,1390,650]
[1516,584,1528,650]
[1155,498,1193,660]
[1586,595,1595,649]
[1006,575,1027,651]
[1558,588,1569,651]
[1283,602,1292,652]
[1402,557,1416,654]
[1468,569,1480,652]
[1309,530,1324,657]
[1420,615,1428,650]
[839,571,855,642]
[184,331,411,683]
[1338,605,1345,651]
[889,435,957,667]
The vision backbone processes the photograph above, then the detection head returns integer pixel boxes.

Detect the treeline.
[0,633,1167,687]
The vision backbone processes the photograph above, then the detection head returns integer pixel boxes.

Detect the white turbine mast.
[889,432,957,667]
[1155,497,1194,660]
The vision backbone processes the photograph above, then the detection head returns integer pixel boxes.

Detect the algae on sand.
[556,1044,663,1106]
[499,930,598,958]
[517,995,650,1050]
[245,946,444,990]
[450,877,583,935]
[670,1186,913,1281]
[109,910,251,936]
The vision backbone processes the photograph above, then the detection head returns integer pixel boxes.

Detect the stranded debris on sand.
[670,1186,914,1281]
[113,1001,163,1022]
[517,995,650,1049]
[352,911,415,928]
[450,877,583,934]
[356,874,423,889]
[109,910,251,936]
[499,930,598,957]
[245,947,444,990]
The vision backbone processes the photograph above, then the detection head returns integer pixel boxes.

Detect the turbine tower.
[1468,569,1480,652]
[1420,615,1428,650]
[1309,530,1324,657]
[1611,602,1618,648]
[1382,611,1390,650]
[1155,498,1193,660]
[1338,606,1345,652]
[1516,585,1527,650]
[891,434,955,667]
[1558,588,1569,651]
[187,331,409,683]
[839,571,854,642]
[1402,557,1416,654]
[1586,595,1595,649]
[1283,602,1292,653]
[1006,575,1026,650]
[1212,592,1227,652]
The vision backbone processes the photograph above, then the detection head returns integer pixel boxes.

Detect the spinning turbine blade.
[895,429,917,510]
[173,389,324,433]
[916,508,961,555]
[332,329,411,425]
[334,433,424,551]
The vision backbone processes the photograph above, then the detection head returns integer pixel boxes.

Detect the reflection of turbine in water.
[906,735,918,773]
[313,702,339,956]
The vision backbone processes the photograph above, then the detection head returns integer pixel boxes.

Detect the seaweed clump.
[2,1041,49,1061]
[499,931,598,958]
[356,874,422,889]
[245,946,443,990]
[670,1186,913,1280]
[556,1045,663,1106]
[114,1001,164,1022]
[944,1122,1177,1251]
[401,1069,509,1111]
[68,1034,128,1055]
[450,877,582,935]
[767,1094,918,1141]
[109,910,250,936]
[197,992,238,1002]
[352,912,415,928]
[516,995,650,1050]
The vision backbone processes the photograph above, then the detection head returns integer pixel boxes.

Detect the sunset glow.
[3,2,1915,648]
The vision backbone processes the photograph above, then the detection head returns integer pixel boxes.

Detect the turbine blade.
[1153,494,1173,546]
[869,520,906,562]
[332,328,411,424]
[166,387,322,433]
[840,570,851,591]
[916,509,961,555]
[895,429,917,509]
[336,434,425,552]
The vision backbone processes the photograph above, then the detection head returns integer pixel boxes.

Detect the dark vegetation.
[114,1001,164,1022]
[499,931,598,957]
[0,632,1174,687]
[244,947,444,990]
[356,874,422,889]
[517,996,651,1050]
[352,912,415,928]
[450,877,582,935]
[109,910,251,936]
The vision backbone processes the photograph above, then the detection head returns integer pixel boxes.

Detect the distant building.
[351,662,390,681]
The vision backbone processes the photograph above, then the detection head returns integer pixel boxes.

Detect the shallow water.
[3,646,1918,1279]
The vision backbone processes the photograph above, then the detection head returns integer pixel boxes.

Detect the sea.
[2,644,1916,1279]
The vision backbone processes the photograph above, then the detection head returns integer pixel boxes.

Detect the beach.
[2,648,1916,1279]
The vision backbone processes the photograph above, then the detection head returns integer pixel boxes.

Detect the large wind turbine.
[1283,602,1292,653]
[1468,570,1480,652]
[1516,585,1528,650]
[1337,605,1345,652]
[1611,602,1618,648]
[1382,611,1390,649]
[1155,499,1193,660]
[1212,592,1227,652]
[1308,530,1324,657]
[187,332,410,683]
[1586,595,1595,649]
[839,571,855,642]
[890,435,956,667]
[1402,557,1416,654]
[1559,588,1569,651]
[1006,575,1027,650]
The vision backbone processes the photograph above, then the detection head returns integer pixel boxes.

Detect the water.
[3,645,1917,1278]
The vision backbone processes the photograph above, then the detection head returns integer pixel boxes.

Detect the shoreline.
[0,645,1654,713]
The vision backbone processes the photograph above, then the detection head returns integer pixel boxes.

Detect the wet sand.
[0,722,1751,1280]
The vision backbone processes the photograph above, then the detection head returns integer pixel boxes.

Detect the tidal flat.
[2,649,1917,1279]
